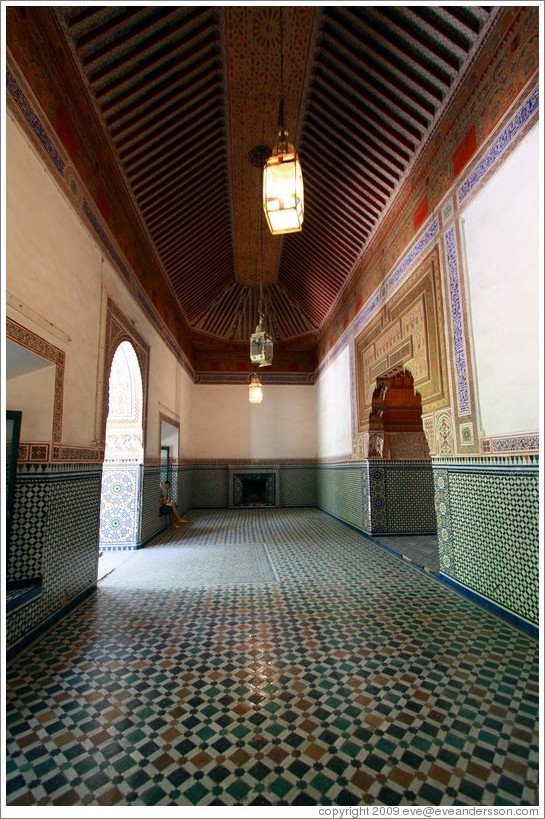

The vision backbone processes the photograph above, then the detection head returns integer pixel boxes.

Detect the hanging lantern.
[262,9,304,237]
[263,135,304,235]
[250,312,273,367]
[263,99,304,236]
[249,372,263,404]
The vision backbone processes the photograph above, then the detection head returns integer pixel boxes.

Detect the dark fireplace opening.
[242,477,267,505]
[234,473,275,507]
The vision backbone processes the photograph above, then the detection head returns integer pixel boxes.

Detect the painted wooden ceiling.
[8,5,497,363]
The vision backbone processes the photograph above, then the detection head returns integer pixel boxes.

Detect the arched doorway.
[367,367,439,571]
[99,340,144,552]
[369,367,430,459]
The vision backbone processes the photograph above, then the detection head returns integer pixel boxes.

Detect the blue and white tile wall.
[278,467,316,507]
[7,468,102,654]
[190,466,230,508]
[99,464,142,551]
[140,469,171,545]
[316,464,368,532]
[315,462,435,536]
[433,460,539,627]
[368,462,437,534]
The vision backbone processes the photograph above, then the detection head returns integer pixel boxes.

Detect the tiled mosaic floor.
[371,534,440,573]
[5,509,540,807]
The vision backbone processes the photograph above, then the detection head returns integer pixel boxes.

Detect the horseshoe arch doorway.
[99,340,144,553]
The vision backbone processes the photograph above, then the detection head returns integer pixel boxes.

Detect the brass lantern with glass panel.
[262,10,304,236]
[263,131,304,235]
[248,371,264,404]
[250,312,273,367]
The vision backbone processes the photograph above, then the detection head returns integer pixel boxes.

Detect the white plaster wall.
[6,114,193,457]
[7,116,102,445]
[142,330,193,459]
[6,367,56,441]
[461,125,539,437]
[190,384,316,460]
[315,345,353,459]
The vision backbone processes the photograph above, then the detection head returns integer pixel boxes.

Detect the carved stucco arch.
[367,366,430,459]
[100,297,150,453]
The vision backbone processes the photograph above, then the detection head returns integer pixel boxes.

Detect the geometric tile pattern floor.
[370,534,441,573]
[99,539,278,588]
[4,509,540,808]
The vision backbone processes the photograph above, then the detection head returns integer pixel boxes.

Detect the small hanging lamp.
[250,308,273,368]
[250,224,273,368]
[262,9,304,235]
[249,371,264,404]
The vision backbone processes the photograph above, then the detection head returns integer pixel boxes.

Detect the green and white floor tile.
[5,509,539,807]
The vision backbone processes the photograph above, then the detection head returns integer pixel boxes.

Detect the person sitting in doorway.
[160,480,187,528]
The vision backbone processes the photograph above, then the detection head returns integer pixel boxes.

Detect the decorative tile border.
[433,468,454,573]
[6,65,65,174]
[354,219,440,338]
[184,458,318,466]
[368,465,387,532]
[51,446,103,462]
[6,318,66,452]
[349,337,358,455]
[16,461,104,475]
[444,226,471,417]
[385,218,440,298]
[457,86,539,205]
[82,199,131,283]
[18,443,51,462]
[432,453,538,470]
[195,372,314,385]
[482,432,539,454]
[316,217,441,382]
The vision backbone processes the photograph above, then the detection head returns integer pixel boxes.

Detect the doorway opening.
[160,418,180,511]
[99,340,144,560]
[369,367,430,459]
[368,367,438,571]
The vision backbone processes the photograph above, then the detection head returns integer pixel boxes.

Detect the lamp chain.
[281,8,284,96]
[277,8,285,135]
[258,218,264,319]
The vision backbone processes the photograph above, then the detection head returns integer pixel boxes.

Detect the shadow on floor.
[370,534,440,573]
